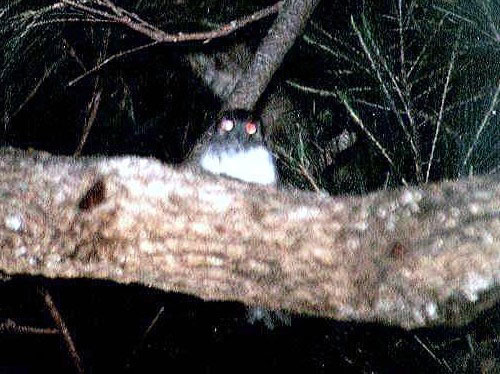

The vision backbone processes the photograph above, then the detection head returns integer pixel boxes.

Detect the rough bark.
[0,147,498,330]
[224,0,322,111]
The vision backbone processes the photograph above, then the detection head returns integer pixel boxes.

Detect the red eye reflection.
[220,119,234,132]
[245,121,257,135]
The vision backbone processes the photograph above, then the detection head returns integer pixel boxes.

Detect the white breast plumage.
[199,145,277,185]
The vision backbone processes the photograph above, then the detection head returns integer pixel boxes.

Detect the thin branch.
[408,15,447,78]
[125,306,165,369]
[310,21,364,58]
[351,17,421,181]
[74,83,102,156]
[414,334,453,373]
[68,41,159,87]
[340,94,408,187]
[462,79,500,171]
[62,0,283,43]
[62,38,87,71]
[6,1,71,23]
[0,319,58,335]
[58,1,283,87]
[398,0,406,80]
[286,80,337,97]
[359,15,422,181]
[274,146,321,193]
[302,33,372,76]
[42,289,84,374]
[28,17,115,29]
[433,5,499,44]
[298,164,321,193]
[6,60,60,128]
[288,80,401,113]
[425,45,456,183]
[61,0,124,23]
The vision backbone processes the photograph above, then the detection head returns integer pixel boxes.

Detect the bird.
[190,109,290,329]
[193,109,277,186]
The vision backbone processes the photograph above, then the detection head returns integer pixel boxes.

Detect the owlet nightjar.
[196,110,277,186]
[192,110,289,328]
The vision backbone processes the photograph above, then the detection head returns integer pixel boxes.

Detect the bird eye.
[245,121,257,135]
[220,119,234,132]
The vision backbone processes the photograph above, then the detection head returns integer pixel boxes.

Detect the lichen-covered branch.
[0,147,498,329]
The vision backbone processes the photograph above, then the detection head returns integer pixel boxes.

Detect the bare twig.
[0,319,58,335]
[433,5,498,44]
[310,21,364,58]
[73,27,111,154]
[340,95,408,187]
[414,334,452,372]
[425,44,456,183]
[359,15,422,181]
[74,83,102,156]
[28,17,112,29]
[274,146,321,192]
[68,41,159,87]
[287,80,398,112]
[62,0,283,43]
[125,306,165,369]
[351,17,421,181]
[61,0,124,23]
[302,33,372,76]
[58,1,283,86]
[286,81,338,97]
[42,289,84,374]
[62,38,87,71]
[462,79,500,172]
[6,60,59,128]
[397,0,407,81]
[7,2,69,24]
[408,15,447,77]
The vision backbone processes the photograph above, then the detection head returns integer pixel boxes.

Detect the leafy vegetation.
[280,0,498,193]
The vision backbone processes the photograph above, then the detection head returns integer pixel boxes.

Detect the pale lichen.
[4,214,23,231]
[462,272,492,302]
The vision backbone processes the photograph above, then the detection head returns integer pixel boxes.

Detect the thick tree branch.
[0,147,498,329]
[224,0,322,110]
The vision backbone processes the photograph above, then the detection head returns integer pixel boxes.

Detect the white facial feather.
[200,145,277,185]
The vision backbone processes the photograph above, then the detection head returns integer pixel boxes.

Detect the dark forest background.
[0,0,498,372]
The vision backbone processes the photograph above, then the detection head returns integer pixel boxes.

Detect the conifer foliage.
[288,0,498,192]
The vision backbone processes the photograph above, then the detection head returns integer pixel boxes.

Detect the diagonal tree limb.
[224,0,322,110]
